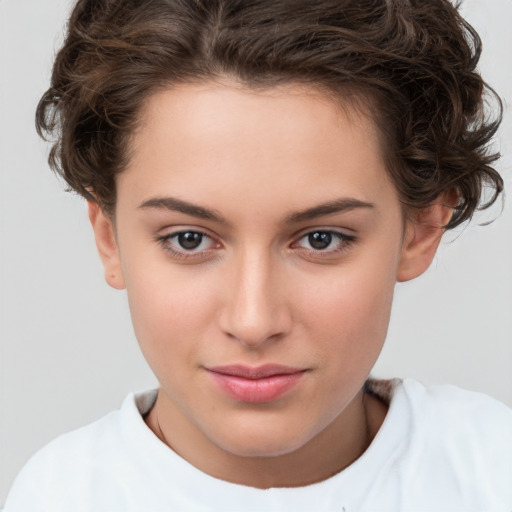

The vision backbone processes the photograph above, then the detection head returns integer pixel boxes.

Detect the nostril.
[224,325,282,348]
[219,308,292,348]
[218,258,293,347]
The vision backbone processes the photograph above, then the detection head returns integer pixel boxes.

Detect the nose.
[219,250,292,348]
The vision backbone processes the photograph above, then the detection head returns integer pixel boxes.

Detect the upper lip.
[206,364,306,380]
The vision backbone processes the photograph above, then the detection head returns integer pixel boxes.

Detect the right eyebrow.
[138,196,227,223]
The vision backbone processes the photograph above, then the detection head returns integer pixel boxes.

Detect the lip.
[205,364,307,404]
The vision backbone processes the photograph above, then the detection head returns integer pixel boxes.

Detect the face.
[91,82,444,469]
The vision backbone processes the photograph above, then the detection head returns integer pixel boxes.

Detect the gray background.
[1,0,511,506]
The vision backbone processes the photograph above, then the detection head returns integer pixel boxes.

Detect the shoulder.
[396,379,512,507]
[399,378,512,437]
[14,395,131,470]
[4,391,157,512]
[368,377,512,469]
[368,376,512,436]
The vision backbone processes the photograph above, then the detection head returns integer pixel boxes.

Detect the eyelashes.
[292,230,356,254]
[155,230,218,260]
[155,228,357,262]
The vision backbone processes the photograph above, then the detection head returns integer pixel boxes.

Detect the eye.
[156,230,219,257]
[293,230,356,254]
[175,231,208,251]
[304,231,335,250]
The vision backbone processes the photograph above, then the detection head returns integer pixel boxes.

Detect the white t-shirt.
[4,379,512,512]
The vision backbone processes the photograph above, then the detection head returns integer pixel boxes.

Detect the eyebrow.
[138,196,226,223]
[138,196,375,224]
[284,198,375,223]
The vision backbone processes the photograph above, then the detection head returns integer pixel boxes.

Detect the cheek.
[295,249,398,363]
[121,257,220,368]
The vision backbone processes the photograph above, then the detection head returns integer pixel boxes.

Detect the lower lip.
[207,371,305,403]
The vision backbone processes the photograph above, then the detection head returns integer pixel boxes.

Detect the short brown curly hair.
[36,0,503,228]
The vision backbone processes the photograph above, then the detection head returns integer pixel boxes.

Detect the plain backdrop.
[1,0,511,505]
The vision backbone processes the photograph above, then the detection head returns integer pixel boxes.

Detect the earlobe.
[397,196,455,283]
[87,202,126,290]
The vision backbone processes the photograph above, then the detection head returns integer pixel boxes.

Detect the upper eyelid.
[161,230,217,245]
[158,226,218,241]
[292,222,357,234]
[158,224,354,235]
[292,227,356,241]
[290,229,356,251]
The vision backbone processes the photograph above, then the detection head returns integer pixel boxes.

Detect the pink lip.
[205,365,306,403]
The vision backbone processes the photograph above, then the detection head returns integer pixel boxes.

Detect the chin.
[211,424,312,459]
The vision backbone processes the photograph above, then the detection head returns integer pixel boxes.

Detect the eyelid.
[291,226,356,243]
[290,228,357,256]
[154,226,356,262]
[157,225,220,242]
[155,226,223,260]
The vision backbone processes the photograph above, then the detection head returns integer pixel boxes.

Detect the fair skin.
[89,81,451,488]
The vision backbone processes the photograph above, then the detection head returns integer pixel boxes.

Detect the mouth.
[205,364,307,403]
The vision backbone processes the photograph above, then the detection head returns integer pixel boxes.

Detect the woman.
[4,0,511,510]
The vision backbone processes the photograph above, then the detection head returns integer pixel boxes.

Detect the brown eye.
[157,230,217,256]
[177,232,204,250]
[293,229,356,256]
[308,232,333,250]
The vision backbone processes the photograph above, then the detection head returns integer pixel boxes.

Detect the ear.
[87,201,126,290]
[397,193,456,283]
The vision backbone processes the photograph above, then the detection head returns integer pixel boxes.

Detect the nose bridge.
[220,245,290,347]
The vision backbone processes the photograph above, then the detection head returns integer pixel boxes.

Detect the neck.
[145,387,387,488]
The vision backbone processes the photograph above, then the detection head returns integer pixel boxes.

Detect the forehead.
[120,81,397,218]
[136,81,381,151]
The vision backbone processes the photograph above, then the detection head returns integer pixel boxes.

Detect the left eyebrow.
[284,198,375,224]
